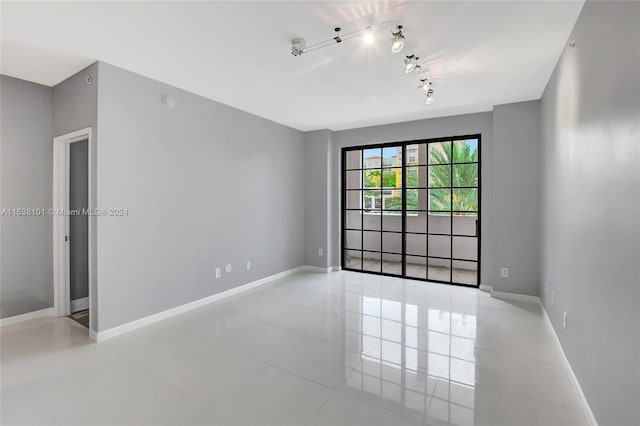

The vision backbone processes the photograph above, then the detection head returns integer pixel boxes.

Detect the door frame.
[53,128,95,329]
[340,134,482,288]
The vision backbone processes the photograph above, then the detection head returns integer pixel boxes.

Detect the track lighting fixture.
[390,25,405,53]
[290,22,439,106]
[404,55,418,73]
[425,82,435,104]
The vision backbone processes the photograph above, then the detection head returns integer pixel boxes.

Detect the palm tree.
[429,140,478,213]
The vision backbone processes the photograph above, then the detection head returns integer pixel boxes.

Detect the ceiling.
[1,1,584,131]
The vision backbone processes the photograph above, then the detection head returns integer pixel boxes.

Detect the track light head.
[425,85,435,104]
[291,38,306,56]
[390,25,405,53]
[404,55,416,73]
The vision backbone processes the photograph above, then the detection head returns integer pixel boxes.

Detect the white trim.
[480,285,541,304]
[491,290,541,304]
[0,308,54,327]
[71,297,89,312]
[53,128,95,333]
[542,306,598,426]
[479,284,493,293]
[94,266,306,342]
[330,266,341,272]
[303,265,331,273]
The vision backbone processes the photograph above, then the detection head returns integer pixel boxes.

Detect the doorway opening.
[53,128,95,333]
[341,135,481,287]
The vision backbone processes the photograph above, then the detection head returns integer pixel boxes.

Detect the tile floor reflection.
[1,271,586,426]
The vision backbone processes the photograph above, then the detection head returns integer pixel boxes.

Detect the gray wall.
[69,140,89,302]
[95,62,305,331]
[0,75,53,318]
[53,63,99,330]
[539,2,640,425]
[492,101,541,295]
[304,130,332,268]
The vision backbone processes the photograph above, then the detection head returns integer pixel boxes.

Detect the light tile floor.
[0,271,586,426]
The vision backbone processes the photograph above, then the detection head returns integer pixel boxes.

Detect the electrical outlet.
[225,264,232,274]
[563,311,568,329]
[500,267,509,278]
[318,248,324,257]
[246,261,251,270]
[215,268,221,278]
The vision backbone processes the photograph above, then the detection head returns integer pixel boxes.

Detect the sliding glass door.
[342,136,481,287]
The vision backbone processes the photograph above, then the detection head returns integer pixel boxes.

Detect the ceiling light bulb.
[420,80,429,91]
[363,26,375,45]
[391,39,405,53]
[404,55,416,73]
[426,96,435,105]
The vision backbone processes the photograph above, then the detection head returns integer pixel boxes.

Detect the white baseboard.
[542,306,598,425]
[491,290,541,304]
[71,297,89,312]
[0,307,54,327]
[94,266,307,342]
[479,284,540,304]
[303,265,331,273]
[330,266,341,272]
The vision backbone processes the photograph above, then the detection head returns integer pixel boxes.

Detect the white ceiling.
[1,1,584,131]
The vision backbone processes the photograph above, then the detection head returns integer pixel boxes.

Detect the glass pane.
[453,139,478,163]
[363,148,382,169]
[345,250,362,270]
[429,214,451,234]
[406,144,420,165]
[453,237,477,261]
[363,214,381,231]
[429,142,452,165]
[346,190,361,209]
[363,190,381,211]
[382,215,402,232]
[406,213,426,233]
[346,170,362,189]
[382,253,402,275]
[453,188,478,212]
[363,231,381,252]
[429,165,451,188]
[382,232,402,254]
[407,233,427,256]
[400,188,421,211]
[346,150,362,169]
[364,169,382,189]
[452,164,478,187]
[363,252,381,272]
[345,210,361,230]
[452,260,477,286]
[405,256,427,279]
[452,215,477,236]
[345,231,362,250]
[406,166,426,188]
[429,189,451,211]
[383,146,402,167]
[382,190,402,211]
[382,168,401,188]
[428,258,451,282]
[428,235,450,258]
